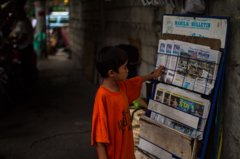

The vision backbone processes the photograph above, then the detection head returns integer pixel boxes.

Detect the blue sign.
[173,44,180,55]
[160,43,166,52]
[166,44,172,54]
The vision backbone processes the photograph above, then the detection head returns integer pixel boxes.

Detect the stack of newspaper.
[156,39,222,95]
[149,83,211,140]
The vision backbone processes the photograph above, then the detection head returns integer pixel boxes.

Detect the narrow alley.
[0,51,98,159]
[1,0,240,158]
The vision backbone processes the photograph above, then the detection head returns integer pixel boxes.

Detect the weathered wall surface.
[69,0,172,97]
[69,0,83,69]
[207,0,240,158]
[69,0,240,158]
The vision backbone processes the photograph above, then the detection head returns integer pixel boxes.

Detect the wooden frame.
[139,116,198,159]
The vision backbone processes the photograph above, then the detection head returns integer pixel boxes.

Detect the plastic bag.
[181,0,205,14]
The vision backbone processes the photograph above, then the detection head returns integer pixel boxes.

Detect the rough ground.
[0,51,98,159]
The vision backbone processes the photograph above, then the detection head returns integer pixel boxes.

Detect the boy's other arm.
[96,142,108,159]
[141,65,164,82]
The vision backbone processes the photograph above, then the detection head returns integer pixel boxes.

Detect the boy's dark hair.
[96,46,128,78]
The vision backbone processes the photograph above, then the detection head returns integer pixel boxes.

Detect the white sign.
[148,99,199,129]
[162,15,228,48]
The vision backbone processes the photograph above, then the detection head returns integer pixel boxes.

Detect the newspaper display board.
[139,15,229,159]
[162,15,227,48]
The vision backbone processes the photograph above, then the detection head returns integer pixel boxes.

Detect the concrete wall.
[69,0,83,69]
[69,0,176,98]
[69,0,240,158]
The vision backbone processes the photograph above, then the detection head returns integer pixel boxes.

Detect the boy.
[91,46,164,159]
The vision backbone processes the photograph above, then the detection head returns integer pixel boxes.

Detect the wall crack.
[21,130,91,156]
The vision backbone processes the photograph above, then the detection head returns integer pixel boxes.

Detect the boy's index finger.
[158,65,165,70]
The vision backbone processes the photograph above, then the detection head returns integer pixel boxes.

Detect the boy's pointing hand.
[153,65,165,78]
[140,65,165,82]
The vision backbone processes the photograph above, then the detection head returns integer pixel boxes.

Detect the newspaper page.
[162,40,211,85]
[150,111,165,124]
[179,47,221,94]
[164,42,181,84]
[165,40,174,69]
[163,117,208,140]
[156,40,167,81]
[156,40,175,81]
[168,41,221,95]
[176,46,199,90]
[164,118,196,138]
[192,49,222,94]
[154,83,211,118]
[156,39,167,67]
[151,83,211,139]
[170,41,210,87]
[171,44,191,87]
[154,87,164,103]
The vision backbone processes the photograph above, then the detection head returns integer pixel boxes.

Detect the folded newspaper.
[149,83,211,140]
[156,39,222,95]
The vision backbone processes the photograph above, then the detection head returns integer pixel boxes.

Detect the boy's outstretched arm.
[96,142,108,159]
[141,65,164,82]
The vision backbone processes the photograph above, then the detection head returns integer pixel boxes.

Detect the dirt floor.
[0,51,99,159]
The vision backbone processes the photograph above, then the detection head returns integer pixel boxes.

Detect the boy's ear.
[108,69,115,78]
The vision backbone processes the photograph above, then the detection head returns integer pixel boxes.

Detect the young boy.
[91,46,164,159]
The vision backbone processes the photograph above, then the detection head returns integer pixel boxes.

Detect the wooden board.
[140,116,196,159]
[148,99,199,129]
[135,150,152,159]
[162,33,221,51]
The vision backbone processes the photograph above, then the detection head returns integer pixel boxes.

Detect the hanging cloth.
[181,0,206,14]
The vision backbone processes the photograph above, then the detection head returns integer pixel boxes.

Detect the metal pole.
[201,17,229,159]
[213,62,225,159]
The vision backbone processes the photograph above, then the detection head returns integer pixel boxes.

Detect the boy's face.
[113,61,129,81]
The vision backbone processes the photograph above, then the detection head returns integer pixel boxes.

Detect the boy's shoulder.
[95,86,115,98]
[95,86,107,96]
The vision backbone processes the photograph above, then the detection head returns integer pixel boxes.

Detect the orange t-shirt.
[91,76,143,159]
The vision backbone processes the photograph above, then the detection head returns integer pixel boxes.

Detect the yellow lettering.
[183,103,189,109]
[175,78,181,82]
[179,99,183,107]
